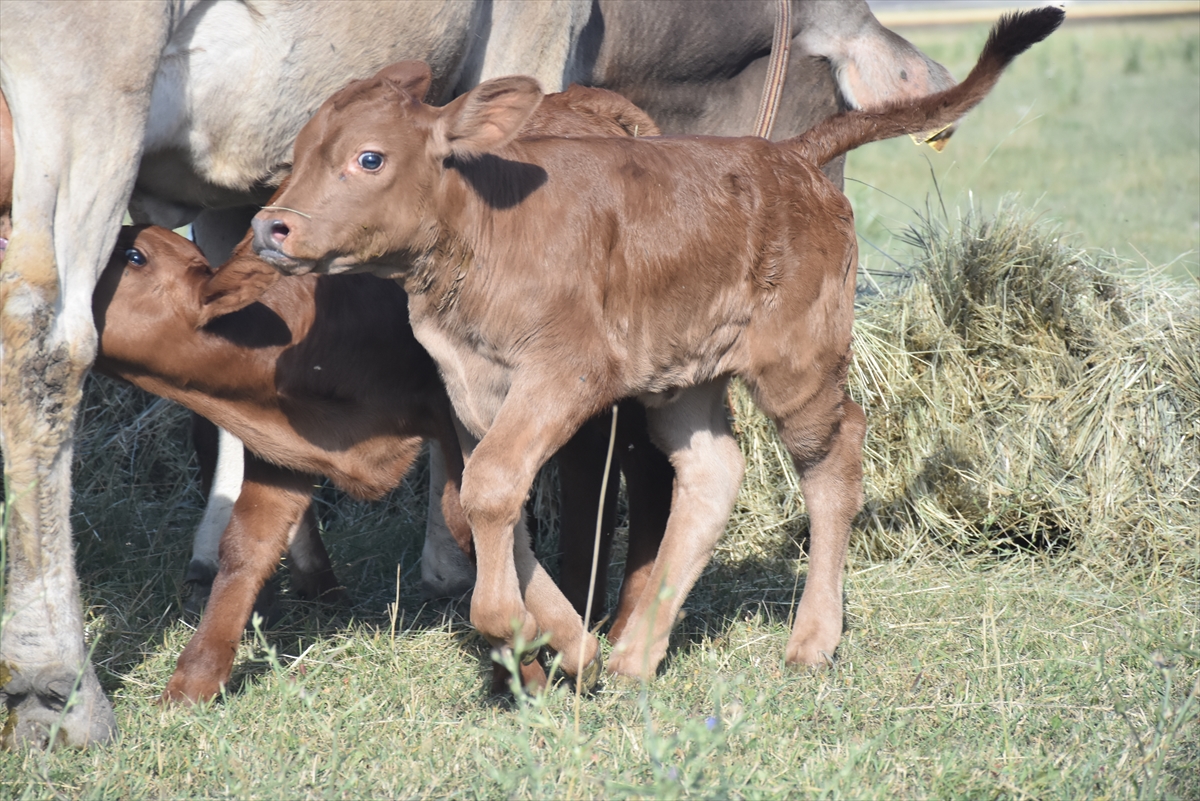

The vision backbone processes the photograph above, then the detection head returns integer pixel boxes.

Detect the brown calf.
[252,9,1063,679]
[94,226,478,702]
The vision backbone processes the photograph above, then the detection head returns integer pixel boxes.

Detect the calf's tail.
[791,6,1064,168]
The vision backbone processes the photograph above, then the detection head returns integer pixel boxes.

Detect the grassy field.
[4,209,1197,798]
[3,13,1199,801]
[846,16,1200,283]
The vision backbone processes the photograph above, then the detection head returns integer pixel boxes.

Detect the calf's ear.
[375,60,434,102]
[198,232,280,327]
[430,76,543,160]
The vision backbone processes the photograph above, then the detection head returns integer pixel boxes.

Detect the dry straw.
[725,202,1198,577]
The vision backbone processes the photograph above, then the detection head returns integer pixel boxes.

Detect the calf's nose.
[251,216,291,253]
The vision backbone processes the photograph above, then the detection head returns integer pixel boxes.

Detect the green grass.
[2,331,1196,797]
[846,17,1200,282]
[1,547,1196,799]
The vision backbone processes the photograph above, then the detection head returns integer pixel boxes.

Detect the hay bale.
[727,204,1198,574]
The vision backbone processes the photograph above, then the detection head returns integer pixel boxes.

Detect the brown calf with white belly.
[251,9,1063,679]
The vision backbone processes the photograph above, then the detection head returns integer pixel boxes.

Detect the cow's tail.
[790,6,1064,168]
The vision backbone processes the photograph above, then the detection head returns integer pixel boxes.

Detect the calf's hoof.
[290,571,349,606]
[489,651,548,696]
[784,620,841,669]
[248,578,283,630]
[605,648,649,681]
[161,666,224,706]
[573,649,604,693]
[605,630,668,681]
[0,663,116,749]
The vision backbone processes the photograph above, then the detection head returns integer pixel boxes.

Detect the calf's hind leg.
[606,380,744,680]
[764,385,865,667]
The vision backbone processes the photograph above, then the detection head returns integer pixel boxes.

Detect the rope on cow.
[733,0,794,432]
[753,0,793,140]
[575,403,619,729]
[260,205,312,219]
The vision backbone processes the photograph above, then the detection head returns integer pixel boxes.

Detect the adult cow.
[0,0,952,748]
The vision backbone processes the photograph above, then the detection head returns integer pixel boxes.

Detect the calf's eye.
[358,151,384,171]
[126,248,147,266]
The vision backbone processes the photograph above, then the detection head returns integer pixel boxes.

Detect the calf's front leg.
[162,459,313,704]
[454,397,601,688]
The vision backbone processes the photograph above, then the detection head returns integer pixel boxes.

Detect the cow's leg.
[420,441,476,598]
[162,458,312,704]
[0,3,168,746]
[454,402,601,686]
[555,413,620,626]
[183,417,244,613]
[607,380,743,680]
[0,275,117,746]
[608,400,673,644]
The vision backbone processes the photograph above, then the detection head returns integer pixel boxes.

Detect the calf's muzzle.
[251,215,307,275]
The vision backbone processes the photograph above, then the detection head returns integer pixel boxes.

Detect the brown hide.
[90,83,675,702]
[253,9,1063,679]
[197,78,672,631]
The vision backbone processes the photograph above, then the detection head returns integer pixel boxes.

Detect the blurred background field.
[848,13,1200,283]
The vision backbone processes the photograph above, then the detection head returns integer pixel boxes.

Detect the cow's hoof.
[0,663,116,749]
[160,673,221,706]
[784,644,837,670]
[181,560,217,617]
[784,620,841,669]
[605,649,638,680]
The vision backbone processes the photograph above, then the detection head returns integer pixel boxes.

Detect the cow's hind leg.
[607,380,744,680]
[760,382,865,668]
[161,459,311,704]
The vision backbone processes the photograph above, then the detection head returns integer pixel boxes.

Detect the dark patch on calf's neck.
[447,153,548,210]
[203,301,292,348]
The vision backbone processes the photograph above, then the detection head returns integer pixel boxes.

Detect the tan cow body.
[254,9,1064,680]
